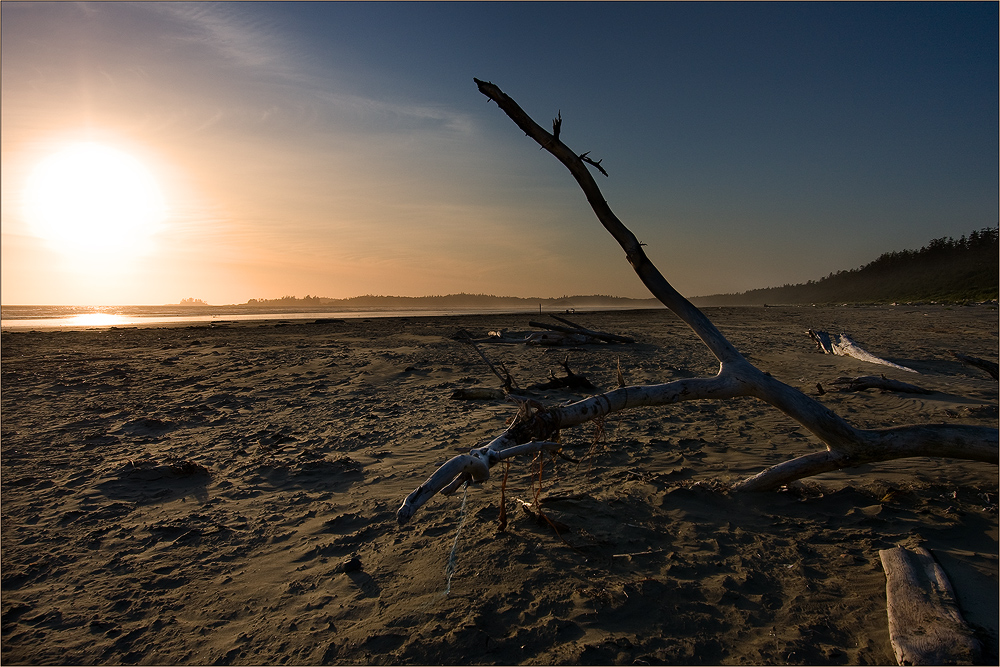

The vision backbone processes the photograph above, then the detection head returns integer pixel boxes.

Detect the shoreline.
[0,305,666,332]
[2,301,995,333]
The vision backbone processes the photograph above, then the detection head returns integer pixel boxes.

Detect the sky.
[2,1,997,306]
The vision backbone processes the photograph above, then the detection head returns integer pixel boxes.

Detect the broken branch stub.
[395,80,998,525]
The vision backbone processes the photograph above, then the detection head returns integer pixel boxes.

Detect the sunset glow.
[1,2,996,306]
[23,142,166,255]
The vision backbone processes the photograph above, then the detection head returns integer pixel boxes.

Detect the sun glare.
[23,142,166,254]
[68,313,130,327]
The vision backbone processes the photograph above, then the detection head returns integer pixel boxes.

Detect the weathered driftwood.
[395,80,998,524]
[470,316,634,346]
[952,351,999,381]
[525,330,589,346]
[399,437,563,521]
[455,329,519,391]
[809,330,918,373]
[536,314,636,344]
[830,375,933,394]
[529,321,613,343]
[527,359,595,391]
[879,546,981,665]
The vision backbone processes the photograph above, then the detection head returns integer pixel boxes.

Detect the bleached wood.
[879,546,981,665]
[809,330,918,373]
[395,80,998,525]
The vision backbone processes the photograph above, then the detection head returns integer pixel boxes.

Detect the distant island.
[694,227,998,306]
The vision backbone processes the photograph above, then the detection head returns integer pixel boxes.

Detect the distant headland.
[176,227,997,310]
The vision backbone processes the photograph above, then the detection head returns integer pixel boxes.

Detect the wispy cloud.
[147,3,293,75]
[144,3,475,139]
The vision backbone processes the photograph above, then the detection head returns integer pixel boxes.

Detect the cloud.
[140,3,475,140]
[147,3,293,75]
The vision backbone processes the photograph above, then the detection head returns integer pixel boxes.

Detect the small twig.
[557,451,580,464]
[612,548,669,559]
[552,110,562,141]
[578,151,608,176]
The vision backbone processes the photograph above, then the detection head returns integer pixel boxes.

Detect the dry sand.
[1,305,997,665]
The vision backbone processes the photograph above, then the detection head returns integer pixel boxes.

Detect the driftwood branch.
[879,546,982,665]
[578,151,608,177]
[395,80,998,525]
[527,358,595,391]
[551,314,636,343]
[455,328,519,390]
[527,316,635,345]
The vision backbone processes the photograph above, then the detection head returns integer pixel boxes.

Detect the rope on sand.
[443,482,469,596]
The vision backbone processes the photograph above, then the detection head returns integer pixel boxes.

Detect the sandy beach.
[1,305,997,665]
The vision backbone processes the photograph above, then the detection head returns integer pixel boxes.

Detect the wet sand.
[1,305,997,665]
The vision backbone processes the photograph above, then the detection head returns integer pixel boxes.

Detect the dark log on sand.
[551,314,636,344]
[528,319,634,345]
[830,375,933,394]
[450,387,505,400]
[952,351,999,381]
[879,546,981,665]
[528,359,595,391]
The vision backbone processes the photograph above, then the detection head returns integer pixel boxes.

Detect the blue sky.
[2,1,996,304]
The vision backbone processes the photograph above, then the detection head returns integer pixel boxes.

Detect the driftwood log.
[396,79,998,524]
[953,351,999,381]
[808,330,918,373]
[527,358,595,391]
[830,375,933,394]
[879,546,982,665]
[528,314,636,344]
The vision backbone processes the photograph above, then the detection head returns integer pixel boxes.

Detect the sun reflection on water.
[68,313,130,327]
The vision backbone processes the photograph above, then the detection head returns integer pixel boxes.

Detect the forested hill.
[693,228,998,306]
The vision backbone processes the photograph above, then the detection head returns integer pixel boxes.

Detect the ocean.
[0,304,613,330]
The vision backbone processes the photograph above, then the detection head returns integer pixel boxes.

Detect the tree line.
[695,227,998,306]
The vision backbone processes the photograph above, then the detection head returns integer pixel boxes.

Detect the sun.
[23,142,166,254]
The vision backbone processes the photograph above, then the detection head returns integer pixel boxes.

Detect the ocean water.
[0,305,570,330]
